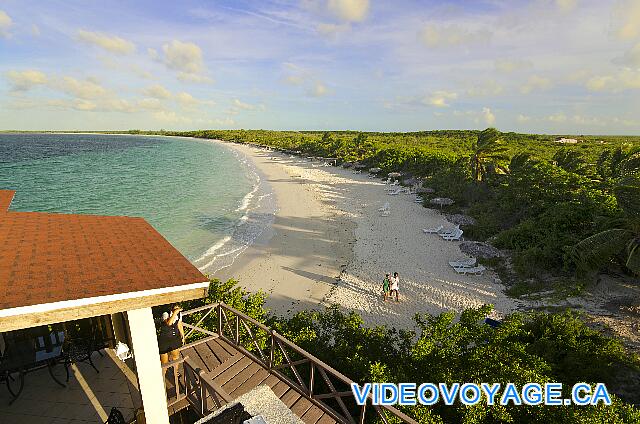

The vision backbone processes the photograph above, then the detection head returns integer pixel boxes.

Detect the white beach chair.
[449,257,477,268]
[441,228,464,241]
[389,188,402,195]
[378,202,390,211]
[423,225,443,234]
[380,209,391,217]
[384,181,399,191]
[430,224,460,235]
[454,265,486,275]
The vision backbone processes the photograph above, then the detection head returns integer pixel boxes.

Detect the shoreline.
[212,142,355,315]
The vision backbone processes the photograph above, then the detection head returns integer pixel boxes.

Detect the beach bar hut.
[0,190,208,424]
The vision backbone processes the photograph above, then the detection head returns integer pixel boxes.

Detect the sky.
[0,0,639,134]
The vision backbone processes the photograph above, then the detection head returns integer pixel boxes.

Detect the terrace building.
[0,190,413,424]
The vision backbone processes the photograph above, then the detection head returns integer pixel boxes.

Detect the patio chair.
[105,407,126,424]
[61,328,100,380]
[449,257,477,268]
[381,209,390,217]
[389,188,402,195]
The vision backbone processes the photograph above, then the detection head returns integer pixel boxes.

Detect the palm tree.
[571,175,640,276]
[469,128,509,183]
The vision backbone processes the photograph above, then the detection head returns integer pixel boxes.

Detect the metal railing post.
[235,315,240,345]
[359,401,367,424]
[269,330,275,370]
[309,362,315,397]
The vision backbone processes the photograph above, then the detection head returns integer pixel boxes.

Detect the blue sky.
[1,0,639,133]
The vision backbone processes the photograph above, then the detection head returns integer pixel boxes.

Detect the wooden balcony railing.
[179,302,418,424]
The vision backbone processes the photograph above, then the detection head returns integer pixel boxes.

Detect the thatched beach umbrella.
[369,167,382,174]
[430,197,454,208]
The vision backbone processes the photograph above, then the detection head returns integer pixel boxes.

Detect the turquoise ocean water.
[0,133,275,273]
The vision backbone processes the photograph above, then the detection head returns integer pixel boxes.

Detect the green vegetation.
[183,279,640,424]
[160,128,639,285]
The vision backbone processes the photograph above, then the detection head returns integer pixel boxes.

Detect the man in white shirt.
[390,272,400,302]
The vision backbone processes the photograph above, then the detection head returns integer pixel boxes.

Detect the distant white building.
[555,138,579,144]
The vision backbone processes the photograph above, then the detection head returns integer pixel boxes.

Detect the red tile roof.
[0,190,14,212]
[0,190,207,310]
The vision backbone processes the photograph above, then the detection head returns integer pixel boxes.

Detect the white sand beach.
[214,142,520,329]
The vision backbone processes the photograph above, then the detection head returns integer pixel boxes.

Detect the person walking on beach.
[382,273,391,301]
[390,272,400,302]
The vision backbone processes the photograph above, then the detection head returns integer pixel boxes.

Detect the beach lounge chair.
[389,188,402,195]
[440,228,464,241]
[415,196,423,203]
[449,257,477,268]
[378,202,390,212]
[384,181,399,191]
[454,265,485,275]
[380,209,390,217]
[423,225,443,234]
[436,224,460,235]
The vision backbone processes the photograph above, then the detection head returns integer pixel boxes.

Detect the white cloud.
[285,75,305,85]
[517,114,531,123]
[419,24,491,48]
[137,98,164,111]
[482,107,496,125]
[0,10,12,38]
[143,84,172,99]
[153,110,193,124]
[161,40,204,74]
[547,112,567,122]
[452,107,496,126]
[614,42,640,67]
[495,59,533,73]
[56,76,108,99]
[177,72,213,84]
[466,80,503,97]
[586,69,640,92]
[76,30,135,54]
[232,99,256,110]
[152,40,212,84]
[613,0,640,40]
[6,70,48,91]
[423,90,457,107]
[316,22,349,38]
[326,0,369,23]
[175,91,215,107]
[555,0,578,13]
[520,75,552,94]
[308,82,329,97]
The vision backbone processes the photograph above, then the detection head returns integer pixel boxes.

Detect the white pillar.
[127,307,170,424]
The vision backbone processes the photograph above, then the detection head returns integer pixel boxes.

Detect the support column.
[127,307,170,424]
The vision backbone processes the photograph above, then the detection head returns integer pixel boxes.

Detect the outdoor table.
[0,328,66,404]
